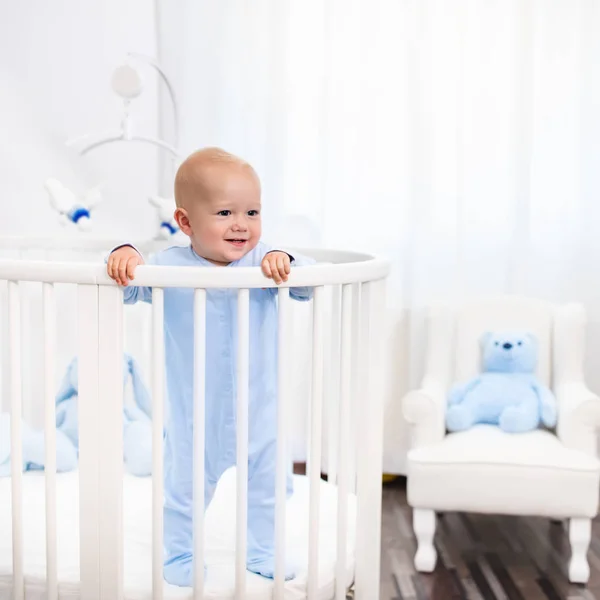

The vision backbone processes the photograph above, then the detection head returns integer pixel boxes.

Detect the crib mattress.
[0,469,356,599]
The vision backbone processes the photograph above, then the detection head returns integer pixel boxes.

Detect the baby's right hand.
[107,246,144,286]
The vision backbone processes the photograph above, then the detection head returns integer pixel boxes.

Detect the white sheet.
[0,469,356,599]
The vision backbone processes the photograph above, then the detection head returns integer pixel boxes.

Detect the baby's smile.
[226,238,248,248]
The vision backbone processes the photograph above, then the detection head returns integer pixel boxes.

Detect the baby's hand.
[107,246,144,286]
[261,251,291,285]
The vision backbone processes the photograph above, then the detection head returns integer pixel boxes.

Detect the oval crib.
[0,237,389,600]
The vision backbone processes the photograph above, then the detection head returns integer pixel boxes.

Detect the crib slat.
[335,284,353,600]
[349,283,361,494]
[327,285,342,486]
[9,281,24,600]
[354,279,385,600]
[274,287,291,599]
[355,281,370,592]
[152,288,165,600]
[308,285,324,599]
[236,288,250,600]
[20,283,33,427]
[193,289,207,599]
[43,282,58,600]
[98,286,124,599]
[78,284,101,599]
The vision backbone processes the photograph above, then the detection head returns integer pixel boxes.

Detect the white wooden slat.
[152,288,165,600]
[98,286,124,599]
[20,283,33,427]
[348,284,361,494]
[78,284,100,600]
[274,287,291,599]
[43,282,58,600]
[9,281,24,600]
[236,288,250,600]
[307,285,325,599]
[354,279,385,600]
[335,284,353,600]
[327,284,342,487]
[193,289,207,599]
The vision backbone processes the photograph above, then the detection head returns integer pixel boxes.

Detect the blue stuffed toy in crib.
[445,330,558,433]
[0,353,153,477]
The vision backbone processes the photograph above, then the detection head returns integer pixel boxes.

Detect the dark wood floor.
[380,477,600,600]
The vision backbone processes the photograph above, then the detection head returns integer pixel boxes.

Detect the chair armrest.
[402,378,447,449]
[556,381,600,456]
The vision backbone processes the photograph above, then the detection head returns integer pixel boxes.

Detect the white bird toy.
[44,178,102,232]
[148,195,179,240]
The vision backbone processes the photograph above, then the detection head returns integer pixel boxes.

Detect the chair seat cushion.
[407,425,600,517]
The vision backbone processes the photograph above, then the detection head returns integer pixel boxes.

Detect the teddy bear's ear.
[480,331,493,347]
[525,332,538,346]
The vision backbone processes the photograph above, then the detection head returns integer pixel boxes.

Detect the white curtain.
[157,0,600,472]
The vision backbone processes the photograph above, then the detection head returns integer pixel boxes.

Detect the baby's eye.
[217,210,231,217]
[518,341,522,346]
[494,341,499,346]
[247,210,259,217]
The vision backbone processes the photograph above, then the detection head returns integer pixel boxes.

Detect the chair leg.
[413,508,437,572]
[569,518,591,583]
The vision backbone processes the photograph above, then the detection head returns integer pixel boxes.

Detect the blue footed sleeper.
[118,242,314,586]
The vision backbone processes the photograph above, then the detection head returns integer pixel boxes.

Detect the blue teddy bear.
[445,331,558,433]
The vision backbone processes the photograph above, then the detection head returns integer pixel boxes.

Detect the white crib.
[0,236,389,600]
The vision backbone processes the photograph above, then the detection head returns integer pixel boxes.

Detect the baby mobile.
[44,53,181,240]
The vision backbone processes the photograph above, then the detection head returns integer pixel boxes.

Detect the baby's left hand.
[262,251,291,285]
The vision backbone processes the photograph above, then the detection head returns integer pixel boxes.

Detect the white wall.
[0,0,161,240]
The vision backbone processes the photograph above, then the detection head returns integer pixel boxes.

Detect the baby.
[106,147,314,586]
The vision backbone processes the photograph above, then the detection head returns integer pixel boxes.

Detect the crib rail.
[1,252,387,600]
[0,250,388,288]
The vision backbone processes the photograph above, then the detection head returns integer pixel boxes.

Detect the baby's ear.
[480,331,493,348]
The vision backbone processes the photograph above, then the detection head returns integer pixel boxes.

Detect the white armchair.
[402,297,600,583]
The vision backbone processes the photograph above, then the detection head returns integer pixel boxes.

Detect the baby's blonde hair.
[174,147,259,208]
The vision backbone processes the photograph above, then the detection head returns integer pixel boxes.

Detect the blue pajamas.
[120,242,313,585]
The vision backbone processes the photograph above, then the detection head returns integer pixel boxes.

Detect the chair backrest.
[453,296,555,387]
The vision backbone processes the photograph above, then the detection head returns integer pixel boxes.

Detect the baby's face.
[182,166,262,266]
